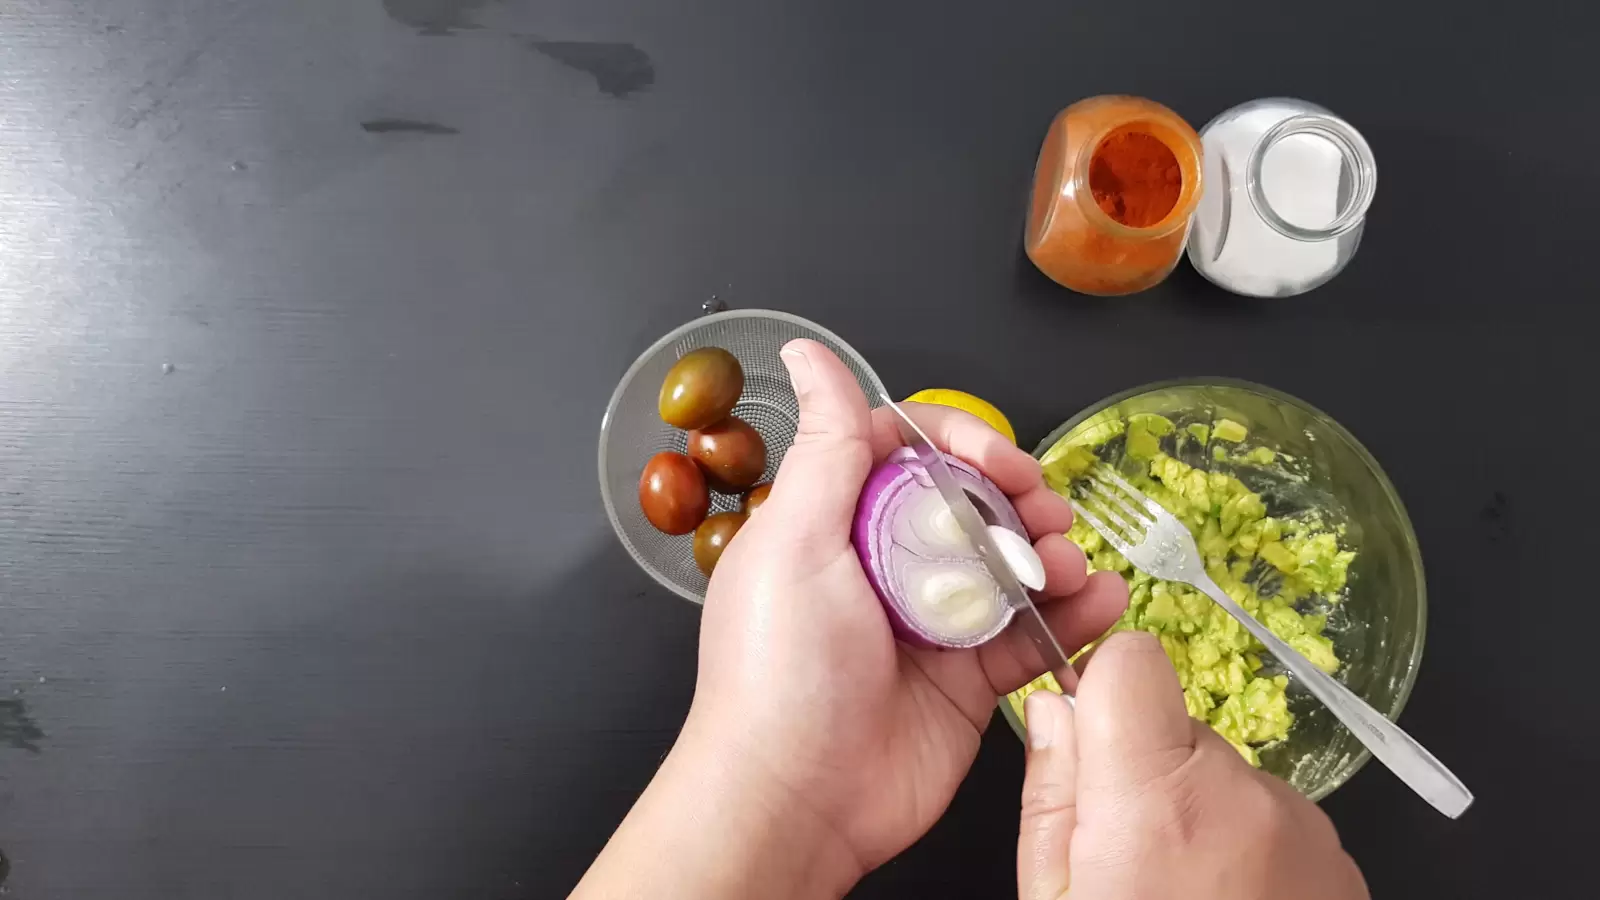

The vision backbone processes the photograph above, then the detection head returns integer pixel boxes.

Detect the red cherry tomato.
[693,511,747,576]
[687,416,767,493]
[741,483,773,514]
[639,452,709,535]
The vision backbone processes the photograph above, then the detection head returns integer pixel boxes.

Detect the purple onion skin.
[851,447,1026,649]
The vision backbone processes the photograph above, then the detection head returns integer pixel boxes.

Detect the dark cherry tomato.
[687,416,767,493]
[659,347,744,430]
[693,511,748,576]
[638,452,709,535]
[740,482,773,514]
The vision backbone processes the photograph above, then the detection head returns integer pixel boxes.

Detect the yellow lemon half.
[904,389,1017,445]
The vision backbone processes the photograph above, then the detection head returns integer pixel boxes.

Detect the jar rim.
[1246,114,1377,242]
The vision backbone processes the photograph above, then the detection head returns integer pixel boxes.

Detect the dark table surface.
[1,0,1594,897]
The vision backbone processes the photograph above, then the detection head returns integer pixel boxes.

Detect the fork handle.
[1192,575,1474,818]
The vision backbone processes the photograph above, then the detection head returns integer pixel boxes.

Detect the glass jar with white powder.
[1187,99,1376,298]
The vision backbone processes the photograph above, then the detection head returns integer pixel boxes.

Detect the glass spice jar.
[1024,95,1204,296]
[1186,98,1377,298]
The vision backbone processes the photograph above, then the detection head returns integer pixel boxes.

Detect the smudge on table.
[0,698,43,753]
[527,40,655,98]
[360,119,461,136]
[383,0,490,35]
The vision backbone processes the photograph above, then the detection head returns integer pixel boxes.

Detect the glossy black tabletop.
[0,1,1592,897]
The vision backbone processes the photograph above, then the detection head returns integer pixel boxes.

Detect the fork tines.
[1070,464,1164,550]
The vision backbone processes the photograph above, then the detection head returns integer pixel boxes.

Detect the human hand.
[1018,631,1370,900]
[680,339,1127,881]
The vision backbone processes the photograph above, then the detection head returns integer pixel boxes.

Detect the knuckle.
[1168,777,1207,843]
[1133,771,1207,847]
[1105,744,1198,799]
[1297,796,1343,844]
[793,406,839,438]
[1340,851,1371,898]
[1099,629,1164,658]
[1135,747,1227,846]
[1249,782,1293,833]
[1019,779,1076,822]
[1225,770,1296,835]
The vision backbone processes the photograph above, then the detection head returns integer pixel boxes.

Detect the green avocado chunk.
[1025,415,1350,767]
[1214,418,1249,443]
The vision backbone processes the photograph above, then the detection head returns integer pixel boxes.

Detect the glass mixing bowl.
[999,379,1427,801]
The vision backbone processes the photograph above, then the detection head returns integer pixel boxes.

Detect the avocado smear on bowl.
[1009,413,1353,767]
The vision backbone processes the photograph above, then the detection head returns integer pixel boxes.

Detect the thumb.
[1074,631,1197,795]
[1018,690,1077,900]
[761,339,874,546]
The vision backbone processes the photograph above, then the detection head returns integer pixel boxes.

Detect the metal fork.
[1071,464,1473,819]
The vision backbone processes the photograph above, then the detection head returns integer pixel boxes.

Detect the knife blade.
[882,396,1078,697]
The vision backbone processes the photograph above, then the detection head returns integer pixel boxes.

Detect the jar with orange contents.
[1025,95,1203,296]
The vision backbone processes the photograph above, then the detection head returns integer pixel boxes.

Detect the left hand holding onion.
[680,339,1129,881]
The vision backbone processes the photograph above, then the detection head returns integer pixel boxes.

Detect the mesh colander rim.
[597,309,889,604]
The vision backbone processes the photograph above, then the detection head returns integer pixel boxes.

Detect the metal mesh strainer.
[598,310,887,603]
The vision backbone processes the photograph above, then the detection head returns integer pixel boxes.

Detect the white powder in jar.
[1189,102,1346,297]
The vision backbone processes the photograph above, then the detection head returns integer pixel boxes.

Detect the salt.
[1188,99,1374,298]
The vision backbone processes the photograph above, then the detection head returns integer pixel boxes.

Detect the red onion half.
[852,447,1029,649]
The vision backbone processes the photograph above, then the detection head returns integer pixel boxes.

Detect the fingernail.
[780,347,812,397]
[1025,691,1057,750]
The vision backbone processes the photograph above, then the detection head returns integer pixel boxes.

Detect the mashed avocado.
[1011,416,1351,767]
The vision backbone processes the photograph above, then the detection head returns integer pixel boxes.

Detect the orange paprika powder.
[1089,131,1183,228]
[1025,95,1203,296]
